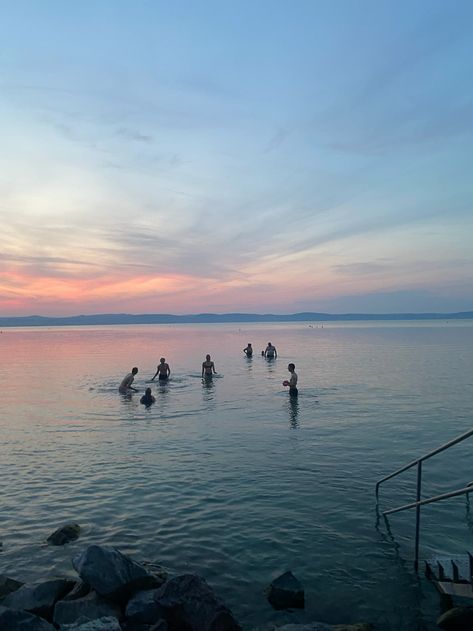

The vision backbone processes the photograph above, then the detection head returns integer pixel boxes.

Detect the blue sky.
[1,0,472,315]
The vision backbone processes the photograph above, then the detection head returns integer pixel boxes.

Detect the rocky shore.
[0,524,372,631]
[2,525,468,631]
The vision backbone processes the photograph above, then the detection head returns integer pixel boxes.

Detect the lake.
[1,321,473,630]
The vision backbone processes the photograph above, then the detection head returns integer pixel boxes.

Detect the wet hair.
[132,367,138,374]
[145,387,152,396]
[160,357,165,362]
[288,363,295,371]
[206,354,211,360]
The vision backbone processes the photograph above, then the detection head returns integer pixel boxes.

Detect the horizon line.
[1,310,473,328]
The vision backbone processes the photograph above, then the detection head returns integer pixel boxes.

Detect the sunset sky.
[1,0,472,316]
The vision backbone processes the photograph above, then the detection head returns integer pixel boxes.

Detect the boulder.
[437,606,473,630]
[47,523,81,546]
[141,562,168,586]
[62,580,91,601]
[265,571,304,610]
[154,573,241,631]
[0,574,24,600]
[125,589,164,624]
[252,625,331,631]
[72,545,160,600]
[0,606,56,630]
[253,624,370,631]
[121,621,168,631]
[2,578,74,618]
[53,591,121,626]
[61,616,122,630]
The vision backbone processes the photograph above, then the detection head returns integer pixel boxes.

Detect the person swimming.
[140,387,155,406]
[202,354,217,378]
[119,367,139,393]
[151,357,171,382]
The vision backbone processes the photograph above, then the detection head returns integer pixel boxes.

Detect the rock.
[0,574,24,600]
[53,590,121,626]
[62,580,91,601]
[47,523,81,546]
[333,625,372,631]
[437,606,473,630]
[265,571,304,610]
[2,577,74,618]
[141,562,168,586]
[154,573,241,631]
[61,616,122,630]
[0,605,56,630]
[251,625,331,631]
[125,589,163,624]
[253,623,371,631]
[121,621,168,631]
[72,545,160,600]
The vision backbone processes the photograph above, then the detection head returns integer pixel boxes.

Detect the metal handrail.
[384,483,473,516]
[376,426,473,501]
[375,426,473,570]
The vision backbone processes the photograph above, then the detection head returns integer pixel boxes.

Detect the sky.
[1,0,472,316]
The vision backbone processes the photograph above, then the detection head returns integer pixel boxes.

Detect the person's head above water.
[288,363,295,372]
[160,357,165,364]
[145,387,152,396]
[267,342,272,346]
[248,343,252,346]
[206,354,211,361]
[132,367,138,375]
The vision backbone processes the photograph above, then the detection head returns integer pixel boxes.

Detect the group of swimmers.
[118,342,298,406]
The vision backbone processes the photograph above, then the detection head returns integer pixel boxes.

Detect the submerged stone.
[47,523,81,546]
[265,571,305,610]
[0,574,24,600]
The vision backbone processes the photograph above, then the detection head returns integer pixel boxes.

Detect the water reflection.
[287,395,299,428]
[202,376,215,403]
[264,356,277,372]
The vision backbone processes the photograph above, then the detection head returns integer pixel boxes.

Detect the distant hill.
[1,311,472,327]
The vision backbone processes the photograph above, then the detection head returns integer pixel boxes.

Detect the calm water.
[1,321,473,629]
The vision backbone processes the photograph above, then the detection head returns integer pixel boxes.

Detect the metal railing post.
[414,460,422,571]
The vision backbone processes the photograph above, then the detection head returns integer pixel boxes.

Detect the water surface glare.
[1,322,473,630]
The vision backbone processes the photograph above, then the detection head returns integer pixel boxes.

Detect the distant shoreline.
[1,311,472,327]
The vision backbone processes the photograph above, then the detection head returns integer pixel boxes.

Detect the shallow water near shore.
[1,321,473,629]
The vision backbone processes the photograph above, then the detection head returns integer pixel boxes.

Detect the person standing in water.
[264,342,277,358]
[283,363,298,396]
[151,357,171,382]
[202,354,217,378]
[243,343,253,357]
[119,367,139,393]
